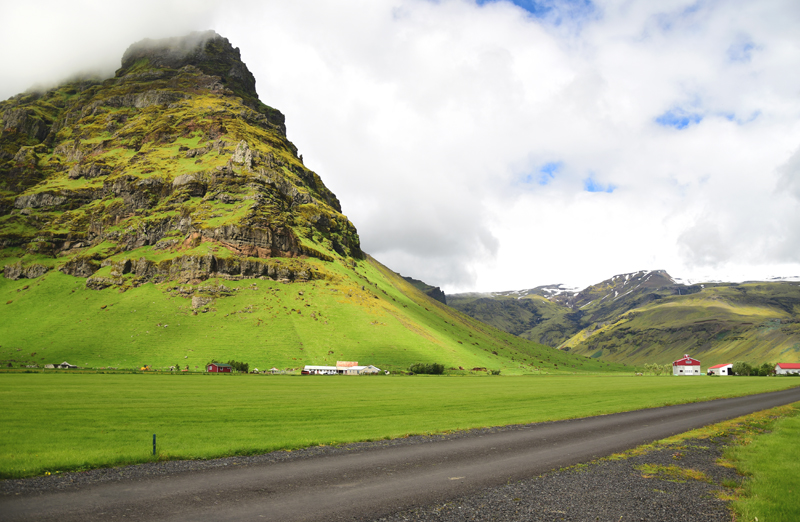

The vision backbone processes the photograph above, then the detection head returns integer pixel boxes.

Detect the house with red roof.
[673,354,701,376]
[206,363,233,373]
[708,363,733,376]
[774,363,800,375]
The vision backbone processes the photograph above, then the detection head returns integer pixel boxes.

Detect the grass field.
[727,406,800,521]
[1,373,798,479]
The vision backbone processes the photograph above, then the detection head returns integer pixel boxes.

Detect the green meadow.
[728,407,800,521]
[1,373,798,479]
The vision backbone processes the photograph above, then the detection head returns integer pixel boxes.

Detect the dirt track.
[3,387,800,522]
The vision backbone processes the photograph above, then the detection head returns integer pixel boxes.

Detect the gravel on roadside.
[372,437,740,522]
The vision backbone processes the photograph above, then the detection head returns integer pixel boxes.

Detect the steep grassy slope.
[0,254,628,374]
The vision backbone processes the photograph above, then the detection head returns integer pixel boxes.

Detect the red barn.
[775,363,800,375]
[207,363,233,373]
[673,354,701,376]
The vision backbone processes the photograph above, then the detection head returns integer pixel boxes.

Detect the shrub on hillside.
[409,363,444,375]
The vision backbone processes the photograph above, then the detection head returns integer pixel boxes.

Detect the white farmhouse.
[673,354,701,376]
[774,363,800,375]
[302,361,381,375]
[707,363,733,376]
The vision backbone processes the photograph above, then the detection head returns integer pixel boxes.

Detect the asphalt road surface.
[3,387,800,522]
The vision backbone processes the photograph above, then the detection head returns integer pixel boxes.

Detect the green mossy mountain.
[0,32,626,375]
[1,31,360,288]
[449,271,800,367]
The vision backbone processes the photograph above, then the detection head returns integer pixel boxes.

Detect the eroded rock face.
[2,108,50,142]
[60,257,100,278]
[4,262,49,280]
[0,31,363,290]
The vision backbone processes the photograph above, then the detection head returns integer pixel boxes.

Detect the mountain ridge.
[448,270,800,366]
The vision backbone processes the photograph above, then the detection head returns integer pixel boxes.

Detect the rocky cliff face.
[0,32,362,287]
[401,275,447,305]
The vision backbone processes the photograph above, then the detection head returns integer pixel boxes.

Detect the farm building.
[708,363,733,376]
[673,354,701,376]
[775,363,800,375]
[206,363,233,373]
[55,361,77,369]
[302,361,382,375]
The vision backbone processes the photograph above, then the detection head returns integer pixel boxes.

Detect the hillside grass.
[0,257,627,375]
[1,373,797,479]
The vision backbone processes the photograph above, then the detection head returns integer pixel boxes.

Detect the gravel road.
[2,387,798,522]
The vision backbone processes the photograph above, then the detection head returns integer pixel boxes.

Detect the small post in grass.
[153,434,156,456]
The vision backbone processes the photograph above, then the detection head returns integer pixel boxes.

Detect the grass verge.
[726,405,800,521]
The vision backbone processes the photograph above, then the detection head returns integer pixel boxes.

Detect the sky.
[2,0,800,293]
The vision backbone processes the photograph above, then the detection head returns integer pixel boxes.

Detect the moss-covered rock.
[0,32,362,289]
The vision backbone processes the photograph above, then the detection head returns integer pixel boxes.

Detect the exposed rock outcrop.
[0,31,362,290]
[4,262,49,280]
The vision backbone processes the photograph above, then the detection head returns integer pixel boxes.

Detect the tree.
[227,360,249,373]
[733,361,753,376]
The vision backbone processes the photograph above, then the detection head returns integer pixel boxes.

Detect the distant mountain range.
[448,270,800,367]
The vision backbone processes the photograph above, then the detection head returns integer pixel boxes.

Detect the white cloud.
[2,0,800,292]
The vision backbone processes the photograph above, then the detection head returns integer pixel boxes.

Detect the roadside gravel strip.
[3,387,799,522]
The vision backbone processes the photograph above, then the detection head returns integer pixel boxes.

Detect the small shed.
[708,363,733,376]
[207,363,233,373]
[56,361,77,369]
[775,363,800,375]
[673,354,701,376]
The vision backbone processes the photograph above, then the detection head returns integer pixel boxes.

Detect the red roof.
[709,363,732,369]
[776,363,800,370]
[673,354,700,366]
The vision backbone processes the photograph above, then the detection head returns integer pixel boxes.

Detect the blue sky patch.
[655,108,703,129]
[653,1,704,33]
[476,0,596,25]
[723,110,760,125]
[727,38,756,63]
[521,161,562,186]
[537,161,561,185]
[583,176,615,193]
